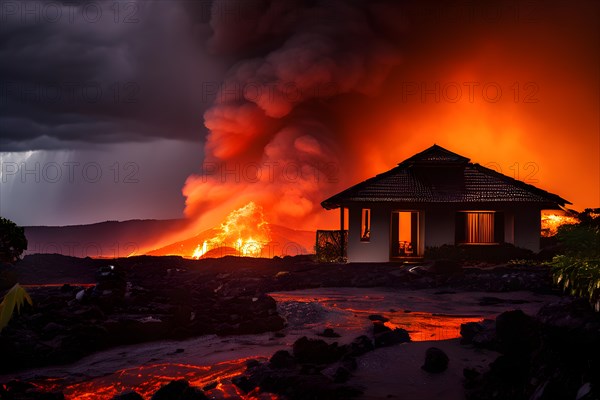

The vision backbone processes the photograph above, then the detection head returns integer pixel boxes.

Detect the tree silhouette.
[0,217,28,263]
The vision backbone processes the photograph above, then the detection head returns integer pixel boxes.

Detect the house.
[321,144,570,262]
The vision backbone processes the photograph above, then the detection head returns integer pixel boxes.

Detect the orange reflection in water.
[271,292,485,342]
[382,313,483,341]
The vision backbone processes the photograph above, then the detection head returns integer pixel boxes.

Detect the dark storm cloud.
[0,0,224,151]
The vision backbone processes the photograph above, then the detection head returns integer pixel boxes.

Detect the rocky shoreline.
[2,253,595,399]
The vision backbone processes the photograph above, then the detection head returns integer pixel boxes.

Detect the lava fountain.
[191,202,271,259]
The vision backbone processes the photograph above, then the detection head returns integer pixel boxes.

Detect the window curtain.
[466,212,494,243]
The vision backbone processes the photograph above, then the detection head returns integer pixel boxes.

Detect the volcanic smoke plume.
[183,0,403,230]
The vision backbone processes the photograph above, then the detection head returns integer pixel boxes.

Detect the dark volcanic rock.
[495,309,539,354]
[372,320,397,334]
[233,333,381,399]
[269,350,297,369]
[460,321,483,344]
[150,380,207,400]
[317,327,341,338]
[422,347,449,373]
[348,335,375,357]
[368,314,389,322]
[373,324,411,347]
[111,391,144,400]
[292,337,345,364]
[0,253,558,378]
[465,299,600,400]
[460,319,496,347]
[0,380,65,399]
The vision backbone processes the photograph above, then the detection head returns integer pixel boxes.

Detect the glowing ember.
[541,212,579,237]
[192,202,271,259]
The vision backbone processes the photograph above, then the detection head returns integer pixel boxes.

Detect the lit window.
[361,208,371,241]
[465,212,495,243]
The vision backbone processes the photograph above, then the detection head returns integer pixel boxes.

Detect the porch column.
[340,206,345,259]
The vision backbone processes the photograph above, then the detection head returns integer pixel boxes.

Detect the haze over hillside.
[24,220,315,259]
[24,219,189,258]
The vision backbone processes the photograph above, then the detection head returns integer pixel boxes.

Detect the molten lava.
[541,212,579,237]
[192,202,271,259]
[53,359,279,399]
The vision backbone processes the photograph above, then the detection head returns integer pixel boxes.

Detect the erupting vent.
[191,202,271,259]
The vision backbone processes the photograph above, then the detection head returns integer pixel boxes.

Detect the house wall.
[345,204,542,262]
[424,208,455,247]
[347,205,391,262]
[513,206,541,252]
[504,211,515,244]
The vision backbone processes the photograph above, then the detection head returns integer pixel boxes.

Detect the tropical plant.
[0,283,32,332]
[549,208,600,311]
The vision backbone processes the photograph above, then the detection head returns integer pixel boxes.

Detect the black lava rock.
[374,328,411,347]
[150,380,207,400]
[111,391,144,400]
[422,347,449,373]
[292,337,344,364]
[348,335,374,357]
[317,328,341,338]
[368,314,390,323]
[269,350,297,369]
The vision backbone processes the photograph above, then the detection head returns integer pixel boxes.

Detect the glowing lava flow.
[55,359,279,399]
[541,212,579,237]
[192,202,271,259]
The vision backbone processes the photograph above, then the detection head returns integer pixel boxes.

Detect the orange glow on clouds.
[174,1,599,236]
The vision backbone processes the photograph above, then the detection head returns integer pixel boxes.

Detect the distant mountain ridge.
[24,219,315,259]
[24,219,188,258]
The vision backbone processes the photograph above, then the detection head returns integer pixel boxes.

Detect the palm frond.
[0,284,33,332]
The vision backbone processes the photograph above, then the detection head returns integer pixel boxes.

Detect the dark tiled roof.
[321,145,570,209]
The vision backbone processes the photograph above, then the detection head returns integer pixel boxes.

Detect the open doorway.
[391,211,420,258]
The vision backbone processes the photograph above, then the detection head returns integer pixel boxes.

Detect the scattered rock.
[368,314,389,322]
[460,319,496,347]
[292,337,344,364]
[421,347,449,373]
[372,321,389,334]
[0,380,65,399]
[150,380,207,400]
[111,390,144,400]
[495,310,539,354]
[371,320,410,347]
[348,335,374,357]
[269,350,297,369]
[317,327,341,338]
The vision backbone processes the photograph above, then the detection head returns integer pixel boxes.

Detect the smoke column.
[183,0,403,229]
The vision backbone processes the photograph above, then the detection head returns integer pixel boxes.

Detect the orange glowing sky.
[168,1,600,240]
[316,2,599,228]
[4,1,596,235]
